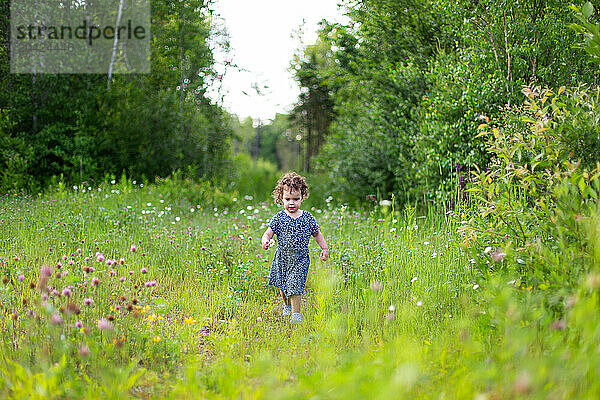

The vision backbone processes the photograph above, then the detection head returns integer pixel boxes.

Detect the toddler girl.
[261,172,328,324]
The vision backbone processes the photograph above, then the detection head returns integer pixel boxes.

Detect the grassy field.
[0,180,597,399]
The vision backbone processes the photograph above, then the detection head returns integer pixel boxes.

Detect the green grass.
[0,181,597,399]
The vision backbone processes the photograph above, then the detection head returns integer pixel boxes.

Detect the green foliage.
[0,0,232,193]
[460,85,600,326]
[571,1,600,62]
[308,0,598,205]
[224,153,279,201]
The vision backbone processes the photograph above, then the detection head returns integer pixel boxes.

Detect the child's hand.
[262,238,274,249]
[320,248,329,262]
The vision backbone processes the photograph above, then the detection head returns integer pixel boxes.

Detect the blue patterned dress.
[268,210,320,297]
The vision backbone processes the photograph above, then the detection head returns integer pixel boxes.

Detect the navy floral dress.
[268,210,320,297]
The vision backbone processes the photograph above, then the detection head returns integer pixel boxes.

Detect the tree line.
[0,0,232,192]
[287,0,599,205]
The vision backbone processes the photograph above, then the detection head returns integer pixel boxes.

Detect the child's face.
[282,186,302,214]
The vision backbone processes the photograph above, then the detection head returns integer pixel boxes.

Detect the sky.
[208,0,348,122]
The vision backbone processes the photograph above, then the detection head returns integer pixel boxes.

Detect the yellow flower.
[147,314,157,324]
[184,317,195,325]
[157,315,164,321]
[153,336,161,343]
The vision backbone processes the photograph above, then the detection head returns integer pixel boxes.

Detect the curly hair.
[272,172,309,205]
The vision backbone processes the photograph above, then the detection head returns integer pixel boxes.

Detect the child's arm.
[312,231,329,261]
[261,227,274,249]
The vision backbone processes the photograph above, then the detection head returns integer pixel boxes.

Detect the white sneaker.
[282,304,292,316]
[291,312,303,324]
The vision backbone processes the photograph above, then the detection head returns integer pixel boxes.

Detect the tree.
[291,24,336,173]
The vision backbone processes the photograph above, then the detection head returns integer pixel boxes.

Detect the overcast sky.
[208,0,348,122]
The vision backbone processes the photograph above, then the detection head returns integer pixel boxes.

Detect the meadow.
[0,177,598,399]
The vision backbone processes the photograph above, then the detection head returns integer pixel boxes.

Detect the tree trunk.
[179,9,186,137]
[108,0,125,89]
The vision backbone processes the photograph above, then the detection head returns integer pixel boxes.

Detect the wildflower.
[585,273,600,289]
[75,321,83,328]
[110,270,116,276]
[141,267,148,274]
[97,318,113,330]
[84,297,93,306]
[184,317,195,325]
[144,280,157,287]
[388,304,396,312]
[18,274,25,282]
[61,287,72,297]
[473,284,479,290]
[76,248,82,254]
[51,289,59,296]
[379,199,392,207]
[550,319,566,330]
[153,336,161,343]
[416,301,423,307]
[78,345,90,357]
[96,253,105,262]
[119,276,125,282]
[91,277,99,286]
[68,260,74,265]
[50,313,63,325]
[370,280,382,291]
[513,371,531,395]
[410,277,418,284]
[130,245,137,252]
[119,258,125,265]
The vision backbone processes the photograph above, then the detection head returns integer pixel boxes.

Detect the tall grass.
[0,179,597,398]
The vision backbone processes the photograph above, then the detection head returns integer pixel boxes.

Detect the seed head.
[97,318,113,331]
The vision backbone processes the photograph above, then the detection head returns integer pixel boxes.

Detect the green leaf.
[583,2,594,19]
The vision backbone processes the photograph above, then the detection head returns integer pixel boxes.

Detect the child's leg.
[280,290,291,306]
[290,295,301,313]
